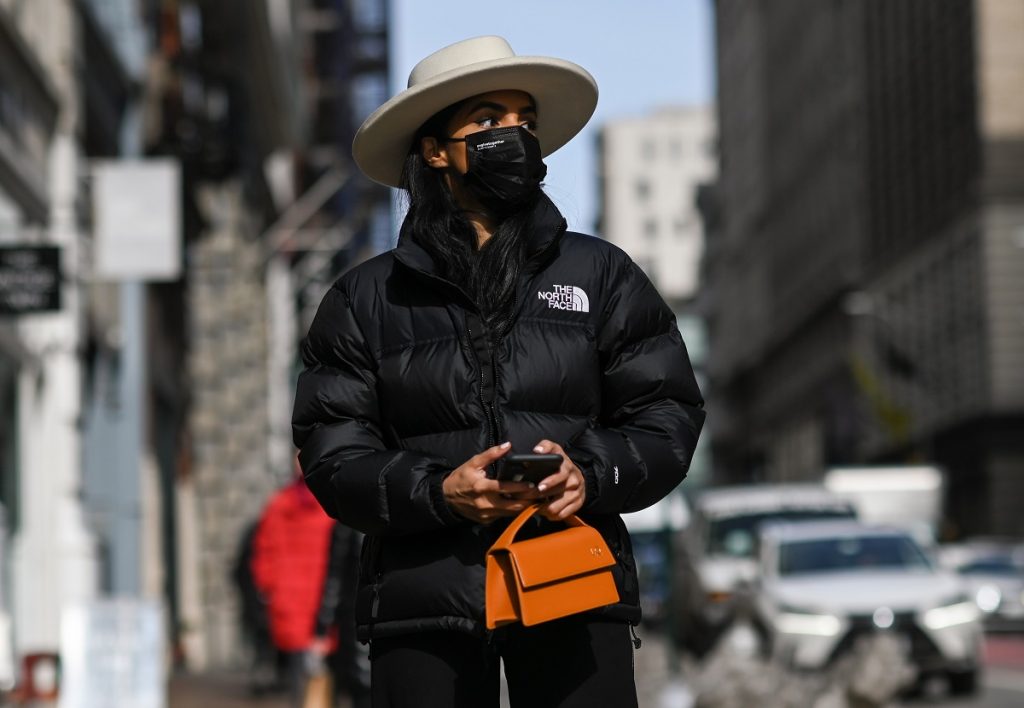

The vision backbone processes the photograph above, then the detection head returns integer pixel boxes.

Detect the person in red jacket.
[251,456,339,705]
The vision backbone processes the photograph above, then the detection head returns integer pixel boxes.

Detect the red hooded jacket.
[250,479,337,651]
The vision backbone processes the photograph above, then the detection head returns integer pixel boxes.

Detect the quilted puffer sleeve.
[565,260,705,514]
[292,284,464,536]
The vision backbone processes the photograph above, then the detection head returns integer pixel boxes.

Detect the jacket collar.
[393,193,567,284]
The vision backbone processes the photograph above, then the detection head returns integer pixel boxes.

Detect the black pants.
[369,617,638,708]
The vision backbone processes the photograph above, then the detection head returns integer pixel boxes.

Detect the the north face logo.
[537,285,590,312]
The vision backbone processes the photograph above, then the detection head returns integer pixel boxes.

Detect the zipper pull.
[371,576,382,619]
[629,624,642,649]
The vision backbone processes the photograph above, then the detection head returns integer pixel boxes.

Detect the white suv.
[755,520,982,695]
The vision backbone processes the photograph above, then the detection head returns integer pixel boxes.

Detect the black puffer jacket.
[293,196,704,641]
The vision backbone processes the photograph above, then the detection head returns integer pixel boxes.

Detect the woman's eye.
[477,116,498,127]
[522,120,538,132]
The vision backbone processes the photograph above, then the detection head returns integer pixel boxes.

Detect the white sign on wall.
[59,599,165,708]
[93,159,181,281]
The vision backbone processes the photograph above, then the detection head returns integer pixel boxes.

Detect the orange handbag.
[485,504,620,629]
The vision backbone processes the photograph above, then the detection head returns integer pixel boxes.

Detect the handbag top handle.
[490,504,590,553]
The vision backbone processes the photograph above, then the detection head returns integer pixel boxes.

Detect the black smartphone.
[496,453,563,483]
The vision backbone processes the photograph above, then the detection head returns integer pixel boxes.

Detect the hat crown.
[407,36,516,89]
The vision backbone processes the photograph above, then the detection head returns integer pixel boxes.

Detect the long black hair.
[398,101,540,341]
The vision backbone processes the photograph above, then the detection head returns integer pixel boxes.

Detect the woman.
[293,36,705,707]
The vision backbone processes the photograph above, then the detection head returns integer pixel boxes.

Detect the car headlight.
[775,607,842,637]
[975,585,1002,613]
[923,598,980,630]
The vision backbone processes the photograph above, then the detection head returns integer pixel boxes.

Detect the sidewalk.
[168,672,289,708]
[634,627,692,708]
[169,629,688,708]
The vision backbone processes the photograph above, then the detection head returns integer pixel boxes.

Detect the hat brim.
[353,56,598,188]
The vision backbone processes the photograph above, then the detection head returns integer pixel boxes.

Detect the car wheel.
[948,667,979,695]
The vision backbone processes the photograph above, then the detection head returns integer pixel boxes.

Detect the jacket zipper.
[510,219,567,324]
[363,536,382,640]
[395,219,565,458]
[466,317,500,451]
[470,222,565,451]
[371,573,382,619]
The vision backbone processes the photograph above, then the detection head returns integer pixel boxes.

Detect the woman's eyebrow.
[466,100,538,116]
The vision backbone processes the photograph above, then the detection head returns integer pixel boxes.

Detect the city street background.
[0,0,1021,706]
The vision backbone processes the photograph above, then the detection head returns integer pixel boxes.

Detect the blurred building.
[0,0,195,688]
[599,107,716,307]
[0,0,113,682]
[705,0,1024,536]
[0,0,391,686]
[155,0,390,669]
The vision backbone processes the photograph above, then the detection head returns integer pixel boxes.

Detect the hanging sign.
[0,245,61,315]
[92,159,181,281]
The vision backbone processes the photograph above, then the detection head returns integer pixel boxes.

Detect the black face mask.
[446,126,547,216]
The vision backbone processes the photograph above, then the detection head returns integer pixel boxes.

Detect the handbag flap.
[505,526,615,589]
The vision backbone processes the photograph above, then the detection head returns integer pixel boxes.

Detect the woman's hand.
[530,440,586,521]
[443,442,537,523]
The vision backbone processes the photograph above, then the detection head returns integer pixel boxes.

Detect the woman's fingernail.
[500,442,511,449]
[538,484,547,492]
[533,445,543,453]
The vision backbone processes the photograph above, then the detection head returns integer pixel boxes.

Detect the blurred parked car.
[755,520,982,695]
[684,485,856,622]
[939,539,1024,632]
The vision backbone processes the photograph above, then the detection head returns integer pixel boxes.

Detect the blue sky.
[389,0,715,234]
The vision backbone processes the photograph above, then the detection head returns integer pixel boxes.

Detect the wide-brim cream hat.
[353,35,598,188]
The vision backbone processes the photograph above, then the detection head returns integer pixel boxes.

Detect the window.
[778,535,931,576]
[351,0,387,31]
